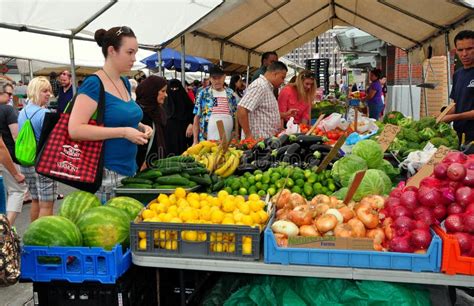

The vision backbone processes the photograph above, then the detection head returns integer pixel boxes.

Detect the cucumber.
[189,174,212,186]
[163,156,195,163]
[211,180,225,192]
[135,169,162,180]
[120,183,153,189]
[151,160,182,168]
[156,166,182,175]
[181,173,191,179]
[182,167,208,175]
[155,174,191,186]
[152,184,181,190]
[121,177,153,185]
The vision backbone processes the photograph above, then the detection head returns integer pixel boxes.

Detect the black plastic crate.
[32,266,157,306]
[306,58,330,95]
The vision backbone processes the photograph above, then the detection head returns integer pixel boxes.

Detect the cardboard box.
[287,236,374,251]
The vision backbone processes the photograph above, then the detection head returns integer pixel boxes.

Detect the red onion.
[389,188,403,199]
[414,220,430,231]
[433,163,449,179]
[447,163,467,181]
[413,207,436,226]
[410,229,432,249]
[404,186,419,193]
[420,177,442,188]
[445,214,464,233]
[440,187,455,205]
[391,205,413,219]
[463,212,474,234]
[393,216,416,236]
[400,191,419,210]
[385,197,401,214]
[417,186,442,207]
[432,205,447,221]
[389,235,414,253]
[465,203,474,214]
[463,169,474,187]
[443,152,467,165]
[456,186,474,206]
[464,160,474,170]
[453,232,472,255]
[447,203,465,215]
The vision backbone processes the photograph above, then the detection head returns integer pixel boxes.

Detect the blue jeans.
[368,103,384,120]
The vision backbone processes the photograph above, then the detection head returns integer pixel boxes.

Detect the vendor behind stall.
[441,30,474,145]
[361,68,384,120]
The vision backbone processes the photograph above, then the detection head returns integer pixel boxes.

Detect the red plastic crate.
[433,224,474,275]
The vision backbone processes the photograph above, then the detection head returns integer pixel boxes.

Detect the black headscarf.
[165,78,193,120]
[136,75,167,127]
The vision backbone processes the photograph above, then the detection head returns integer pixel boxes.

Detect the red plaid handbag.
[35,75,105,193]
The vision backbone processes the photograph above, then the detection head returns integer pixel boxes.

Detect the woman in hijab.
[135,76,168,170]
[165,79,194,155]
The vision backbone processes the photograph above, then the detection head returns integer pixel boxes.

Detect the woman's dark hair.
[136,76,167,126]
[94,26,136,58]
[370,68,382,80]
[229,74,244,98]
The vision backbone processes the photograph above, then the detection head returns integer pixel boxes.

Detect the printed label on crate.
[287,236,374,250]
[377,124,401,152]
[407,145,451,188]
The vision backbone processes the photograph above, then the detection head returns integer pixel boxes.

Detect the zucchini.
[189,174,212,186]
[211,180,225,192]
[121,183,153,189]
[135,169,162,180]
[155,174,191,186]
[156,166,182,175]
[182,167,208,175]
[152,184,182,190]
[151,160,182,169]
[163,156,195,163]
[121,177,153,185]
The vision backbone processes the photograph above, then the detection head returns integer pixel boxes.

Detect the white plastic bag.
[319,113,342,131]
[399,145,438,176]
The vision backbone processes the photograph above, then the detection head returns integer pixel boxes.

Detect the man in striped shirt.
[237,61,288,139]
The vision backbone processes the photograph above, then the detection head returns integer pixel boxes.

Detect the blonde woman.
[277,70,316,125]
[17,77,56,221]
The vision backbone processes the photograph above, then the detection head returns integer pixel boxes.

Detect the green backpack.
[15,108,41,166]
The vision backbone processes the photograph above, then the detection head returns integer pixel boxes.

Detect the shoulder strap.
[66,74,105,124]
[25,107,42,120]
[146,122,156,157]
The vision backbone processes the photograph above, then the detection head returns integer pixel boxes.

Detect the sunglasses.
[116,26,132,37]
[301,72,316,79]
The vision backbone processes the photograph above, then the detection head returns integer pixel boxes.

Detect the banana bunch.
[200,148,242,177]
[183,140,217,157]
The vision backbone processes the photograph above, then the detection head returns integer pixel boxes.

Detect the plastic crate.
[264,215,442,272]
[433,224,474,275]
[131,220,261,261]
[21,244,131,284]
[32,265,157,306]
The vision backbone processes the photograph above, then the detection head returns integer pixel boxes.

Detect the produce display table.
[132,253,474,287]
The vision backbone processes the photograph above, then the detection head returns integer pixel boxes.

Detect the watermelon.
[58,191,101,223]
[105,197,144,220]
[76,206,130,250]
[23,216,82,247]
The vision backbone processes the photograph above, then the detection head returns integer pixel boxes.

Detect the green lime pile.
[223,166,335,199]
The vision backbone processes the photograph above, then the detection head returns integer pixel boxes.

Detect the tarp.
[164,0,473,67]
[141,48,213,72]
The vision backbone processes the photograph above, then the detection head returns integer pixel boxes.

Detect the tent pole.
[181,36,186,87]
[157,48,162,76]
[220,42,224,66]
[246,52,250,88]
[445,33,452,105]
[68,38,77,95]
[28,60,33,80]
[407,52,414,118]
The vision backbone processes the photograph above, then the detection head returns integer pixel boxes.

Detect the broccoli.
[399,127,420,143]
[430,137,450,147]
[415,117,436,130]
[420,127,437,141]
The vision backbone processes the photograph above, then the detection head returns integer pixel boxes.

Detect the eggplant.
[253,159,272,171]
[235,163,258,175]
[251,141,266,153]
[241,150,255,163]
[309,144,333,153]
[282,153,300,163]
[277,134,290,147]
[271,145,291,159]
[293,135,324,147]
[308,158,321,168]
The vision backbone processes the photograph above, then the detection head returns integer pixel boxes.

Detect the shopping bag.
[35,75,105,193]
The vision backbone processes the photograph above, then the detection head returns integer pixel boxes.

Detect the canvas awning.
[164,0,473,67]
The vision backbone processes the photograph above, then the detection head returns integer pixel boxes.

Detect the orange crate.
[433,224,474,275]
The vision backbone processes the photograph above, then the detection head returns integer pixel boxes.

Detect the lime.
[271,172,281,183]
[304,169,312,178]
[258,190,266,197]
[325,171,332,179]
[262,184,269,191]
[248,176,256,185]
[244,172,252,178]
[303,184,313,197]
[307,173,317,184]
[255,182,263,190]
[266,168,274,176]
[328,183,336,192]
[254,170,263,175]
[286,178,295,188]
[241,181,250,190]
[255,174,263,182]
[239,187,248,196]
[262,174,271,184]
[232,191,238,196]
[281,168,290,178]
[321,186,328,194]
[248,186,257,195]
[231,180,241,191]
[275,178,284,189]
[292,172,305,182]
[291,186,302,194]
[295,179,305,187]
[224,187,233,194]
[267,187,276,196]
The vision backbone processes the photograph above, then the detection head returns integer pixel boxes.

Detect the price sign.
[377,124,401,152]
[436,103,455,124]
[406,146,451,187]
[316,135,346,173]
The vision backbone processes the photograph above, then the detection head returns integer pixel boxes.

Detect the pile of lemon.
[137,188,269,254]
